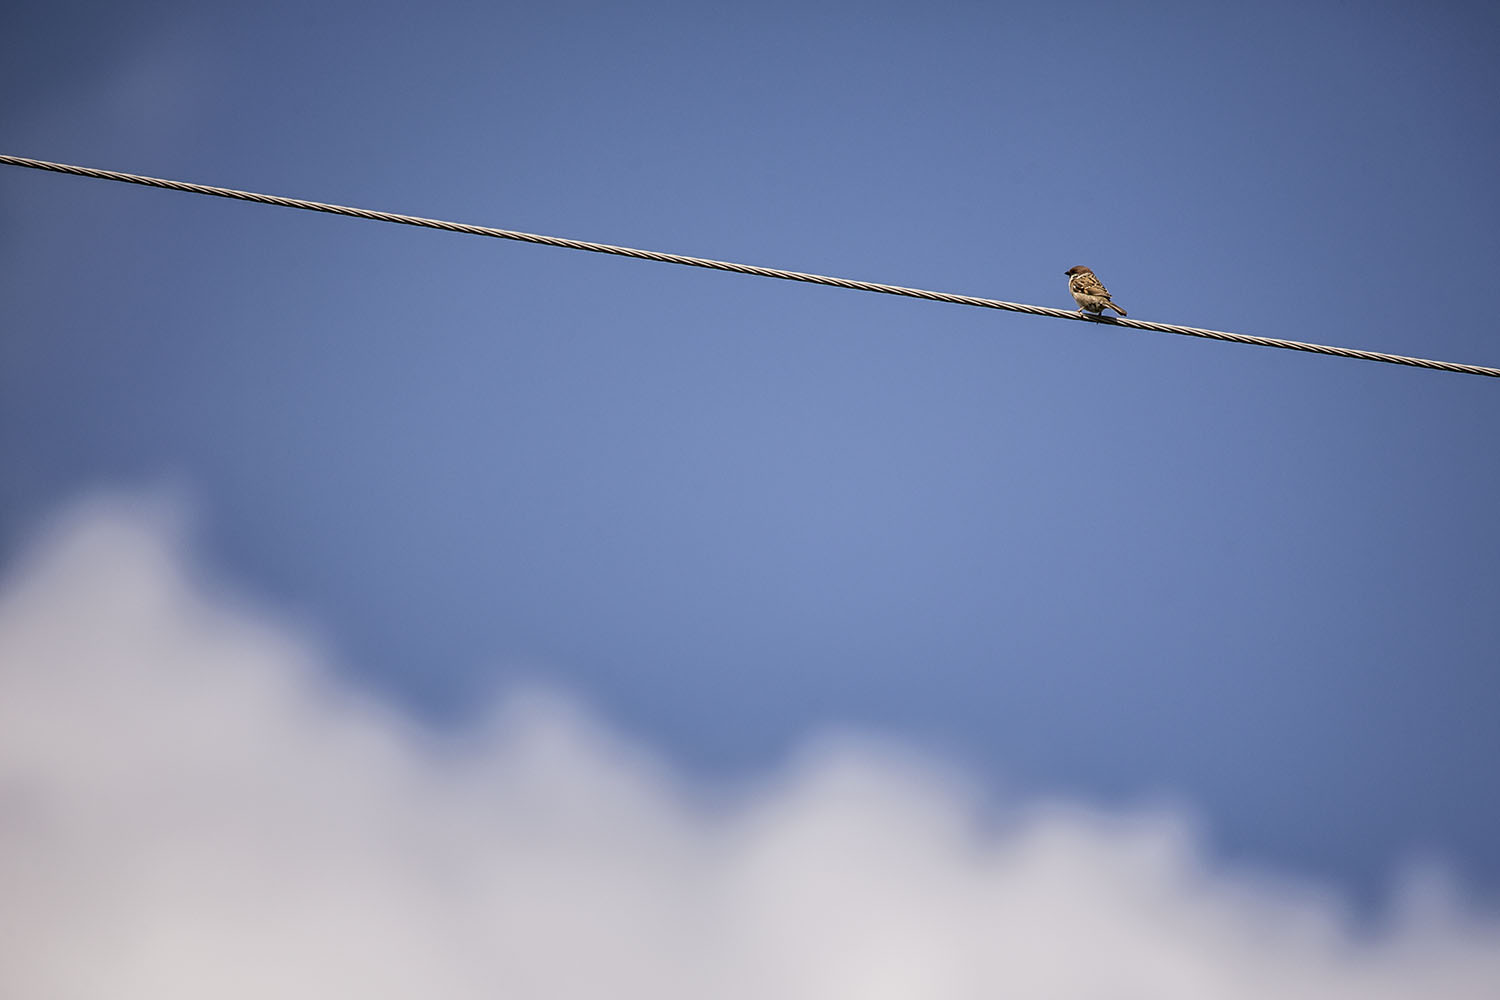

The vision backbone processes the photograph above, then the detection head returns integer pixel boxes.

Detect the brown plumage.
[1064,265,1127,317]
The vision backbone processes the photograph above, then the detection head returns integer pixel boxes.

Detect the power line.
[3,152,1495,379]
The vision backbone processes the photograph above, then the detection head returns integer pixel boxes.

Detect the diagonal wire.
[3,153,1495,379]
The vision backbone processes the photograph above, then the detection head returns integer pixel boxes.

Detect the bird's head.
[1064,265,1093,277]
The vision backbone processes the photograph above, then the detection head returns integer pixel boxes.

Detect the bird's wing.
[1071,272,1110,297]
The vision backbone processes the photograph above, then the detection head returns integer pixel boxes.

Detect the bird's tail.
[1106,302,1127,317]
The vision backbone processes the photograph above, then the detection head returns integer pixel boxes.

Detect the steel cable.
[3,153,1495,379]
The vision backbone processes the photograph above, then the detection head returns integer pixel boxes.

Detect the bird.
[1064,266,1127,318]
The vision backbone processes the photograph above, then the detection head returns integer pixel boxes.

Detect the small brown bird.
[1064,266,1127,318]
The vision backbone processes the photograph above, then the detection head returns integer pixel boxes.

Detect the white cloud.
[1,496,1496,999]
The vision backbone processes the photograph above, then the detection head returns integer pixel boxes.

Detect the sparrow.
[1064,265,1127,318]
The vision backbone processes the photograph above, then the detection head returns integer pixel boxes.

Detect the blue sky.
[3,1,1499,984]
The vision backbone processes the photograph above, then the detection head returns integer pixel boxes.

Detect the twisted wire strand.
[4,153,1495,379]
